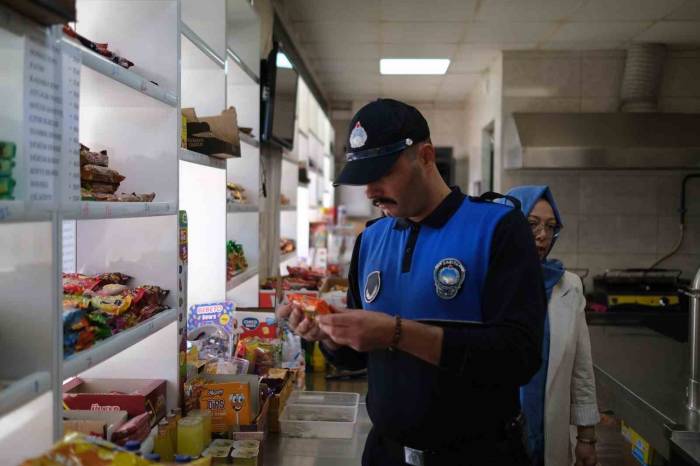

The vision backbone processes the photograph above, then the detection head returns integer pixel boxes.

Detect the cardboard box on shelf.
[182,107,240,158]
[62,378,167,427]
[63,410,128,440]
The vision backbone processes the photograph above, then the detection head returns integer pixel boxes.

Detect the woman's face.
[528,199,558,261]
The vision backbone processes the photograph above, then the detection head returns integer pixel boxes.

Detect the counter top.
[589,323,700,462]
[263,372,370,466]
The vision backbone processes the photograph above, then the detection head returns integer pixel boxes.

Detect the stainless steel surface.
[590,325,691,459]
[672,431,700,466]
[264,373,370,466]
[503,113,700,169]
[689,267,700,411]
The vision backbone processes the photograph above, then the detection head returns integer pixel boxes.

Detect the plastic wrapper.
[90,294,133,316]
[111,412,151,447]
[81,165,126,184]
[95,272,132,286]
[21,432,151,466]
[287,294,332,319]
[0,159,15,177]
[80,144,109,167]
[63,273,101,295]
[96,284,129,297]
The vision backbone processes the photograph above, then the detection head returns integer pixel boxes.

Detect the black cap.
[334,99,430,186]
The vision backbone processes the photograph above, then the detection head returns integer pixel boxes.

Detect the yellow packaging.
[154,421,174,462]
[181,114,187,148]
[200,382,252,431]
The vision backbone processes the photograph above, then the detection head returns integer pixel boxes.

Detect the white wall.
[463,55,503,193]
[498,48,700,287]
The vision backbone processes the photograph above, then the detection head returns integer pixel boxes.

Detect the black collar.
[394,186,466,230]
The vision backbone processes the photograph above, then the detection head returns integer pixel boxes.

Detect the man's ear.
[417,143,436,166]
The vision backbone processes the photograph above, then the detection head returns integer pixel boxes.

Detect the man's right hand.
[276,303,339,350]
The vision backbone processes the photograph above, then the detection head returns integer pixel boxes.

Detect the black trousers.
[361,427,531,466]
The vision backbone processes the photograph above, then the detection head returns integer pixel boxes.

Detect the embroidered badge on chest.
[364,270,381,303]
[434,258,466,300]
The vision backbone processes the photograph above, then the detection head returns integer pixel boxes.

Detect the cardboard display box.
[266,372,294,433]
[182,107,240,158]
[62,378,167,427]
[63,410,128,440]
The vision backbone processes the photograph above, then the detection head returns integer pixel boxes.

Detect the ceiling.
[279,0,700,106]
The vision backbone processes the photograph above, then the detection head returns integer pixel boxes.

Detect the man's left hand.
[317,308,394,352]
[574,441,598,466]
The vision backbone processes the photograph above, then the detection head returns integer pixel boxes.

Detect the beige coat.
[544,271,600,466]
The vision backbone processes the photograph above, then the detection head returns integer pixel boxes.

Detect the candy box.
[62,378,166,427]
[188,301,237,360]
[198,374,259,432]
[234,309,277,341]
[62,409,128,441]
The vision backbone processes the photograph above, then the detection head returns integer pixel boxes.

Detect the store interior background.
[269,0,700,289]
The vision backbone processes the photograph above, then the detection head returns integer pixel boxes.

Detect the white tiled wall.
[471,48,700,287]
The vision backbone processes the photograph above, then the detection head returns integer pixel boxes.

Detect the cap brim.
[333,151,401,187]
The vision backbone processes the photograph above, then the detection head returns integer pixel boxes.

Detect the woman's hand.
[574,440,598,466]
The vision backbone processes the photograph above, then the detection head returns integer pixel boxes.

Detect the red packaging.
[62,378,167,427]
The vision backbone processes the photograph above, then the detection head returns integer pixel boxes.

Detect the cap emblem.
[349,122,368,149]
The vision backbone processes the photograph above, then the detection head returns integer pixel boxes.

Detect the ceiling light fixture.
[380,58,450,75]
[276,51,293,69]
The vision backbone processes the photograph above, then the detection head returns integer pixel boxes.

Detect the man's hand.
[574,441,598,466]
[275,303,338,349]
[317,308,394,352]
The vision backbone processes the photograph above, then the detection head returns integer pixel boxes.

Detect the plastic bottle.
[124,440,141,456]
[188,409,212,447]
[312,341,326,372]
[175,455,192,463]
[153,420,174,462]
[166,412,178,451]
[177,416,205,457]
[143,453,161,462]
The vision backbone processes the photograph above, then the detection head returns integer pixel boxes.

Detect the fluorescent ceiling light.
[277,52,293,69]
[380,58,450,75]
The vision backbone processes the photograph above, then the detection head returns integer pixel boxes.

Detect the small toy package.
[188,302,237,361]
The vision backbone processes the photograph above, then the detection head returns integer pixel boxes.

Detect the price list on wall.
[23,27,80,205]
[61,35,81,203]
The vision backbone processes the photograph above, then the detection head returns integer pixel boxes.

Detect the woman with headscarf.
[504,186,600,466]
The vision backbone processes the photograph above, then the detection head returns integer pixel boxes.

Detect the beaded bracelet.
[388,315,402,351]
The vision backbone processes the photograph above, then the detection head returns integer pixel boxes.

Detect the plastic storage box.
[279,391,360,439]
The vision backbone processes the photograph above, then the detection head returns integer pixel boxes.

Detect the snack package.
[81,164,126,184]
[287,294,332,319]
[80,144,109,167]
[188,302,237,360]
[200,380,252,430]
[110,412,151,446]
[21,432,151,466]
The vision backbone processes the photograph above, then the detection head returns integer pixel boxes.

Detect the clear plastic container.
[280,391,359,439]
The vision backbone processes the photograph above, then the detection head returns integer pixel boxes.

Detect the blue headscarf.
[502,185,565,466]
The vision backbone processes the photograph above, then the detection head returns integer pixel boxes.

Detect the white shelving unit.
[277,78,335,272]
[0,1,263,463]
[225,0,260,308]
[180,0,227,312]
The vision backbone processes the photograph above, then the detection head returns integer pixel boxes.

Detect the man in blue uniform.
[276,99,546,466]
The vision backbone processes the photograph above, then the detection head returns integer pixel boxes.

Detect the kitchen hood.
[503,112,700,169]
